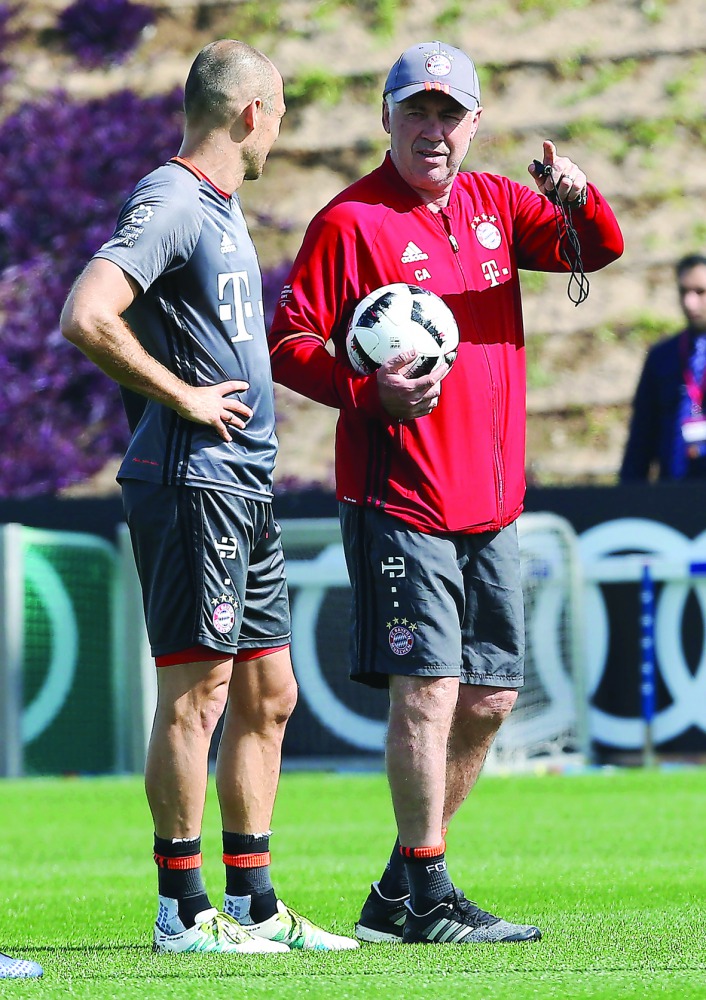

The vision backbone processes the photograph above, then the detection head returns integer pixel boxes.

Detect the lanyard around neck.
[680,330,706,410]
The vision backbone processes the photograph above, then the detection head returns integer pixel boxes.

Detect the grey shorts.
[122,481,291,658]
[339,503,525,689]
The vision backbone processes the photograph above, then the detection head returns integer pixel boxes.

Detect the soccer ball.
[345,283,460,378]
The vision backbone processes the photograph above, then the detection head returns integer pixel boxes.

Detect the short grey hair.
[184,39,277,126]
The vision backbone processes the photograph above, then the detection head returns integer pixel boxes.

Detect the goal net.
[486,512,587,768]
[1,513,587,775]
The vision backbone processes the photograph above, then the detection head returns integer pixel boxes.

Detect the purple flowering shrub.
[0,85,295,496]
[57,0,155,67]
[0,87,182,269]
[0,257,126,492]
[0,88,183,496]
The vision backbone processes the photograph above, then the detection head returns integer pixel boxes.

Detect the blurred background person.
[621,254,706,482]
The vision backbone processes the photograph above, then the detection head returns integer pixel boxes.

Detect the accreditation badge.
[681,416,706,444]
[682,415,706,459]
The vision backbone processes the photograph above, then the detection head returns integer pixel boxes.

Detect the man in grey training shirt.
[61,39,357,955]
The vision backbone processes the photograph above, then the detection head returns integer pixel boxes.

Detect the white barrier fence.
[579,518,706,754]
[3,513,705,775]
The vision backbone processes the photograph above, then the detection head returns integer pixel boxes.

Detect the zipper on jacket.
[435,206,505,525]
[434,208,460,255]
[491,383,505,522]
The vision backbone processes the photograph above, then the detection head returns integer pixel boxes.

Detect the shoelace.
[280,904,308,943]
[207,912,252,944]
[450,889,500,927]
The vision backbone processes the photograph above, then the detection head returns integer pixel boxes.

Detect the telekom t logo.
[481,260,501,287]
[382,556,406,578]
[218,271,263,342]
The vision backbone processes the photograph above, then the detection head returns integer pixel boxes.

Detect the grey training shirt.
[95,159,277,500]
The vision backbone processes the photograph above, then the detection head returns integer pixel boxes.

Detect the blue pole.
[639,562,656,766]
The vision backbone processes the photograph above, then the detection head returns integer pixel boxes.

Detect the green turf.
[1,767,705,998]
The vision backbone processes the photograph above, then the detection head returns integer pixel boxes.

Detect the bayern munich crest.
[211,593,237,634]
[473,215,502,250]
[425,53,452,77]
[388,622,416,656]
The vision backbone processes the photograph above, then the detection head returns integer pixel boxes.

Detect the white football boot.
[153,897,289,954]
[241,899,359,951]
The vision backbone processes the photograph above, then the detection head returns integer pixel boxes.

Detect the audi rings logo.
[288,544,386,751]
[289,526,573,753]
[580,518,706,749]
[288,519,706,755]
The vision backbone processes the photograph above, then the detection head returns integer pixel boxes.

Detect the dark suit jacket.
[620,328,706,481]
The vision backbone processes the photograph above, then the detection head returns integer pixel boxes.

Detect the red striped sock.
[222,831,276,923]
[153,834,211,928]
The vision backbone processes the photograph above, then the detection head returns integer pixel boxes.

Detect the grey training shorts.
[339,503,525,690]
[122,481,291,658]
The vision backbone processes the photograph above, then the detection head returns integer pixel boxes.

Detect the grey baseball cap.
[383,41,481,111]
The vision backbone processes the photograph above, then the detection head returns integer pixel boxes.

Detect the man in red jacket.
[269,40,623,945]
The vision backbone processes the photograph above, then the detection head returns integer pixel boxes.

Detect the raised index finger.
[543,139,557,165]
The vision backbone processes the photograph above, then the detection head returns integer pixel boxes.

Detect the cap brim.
[386,83,479,111]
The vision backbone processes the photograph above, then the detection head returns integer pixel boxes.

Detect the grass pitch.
[1,766,704,999]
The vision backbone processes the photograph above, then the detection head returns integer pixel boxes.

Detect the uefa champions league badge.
[387,619,418,656]
[211,593,238,634]
[425,53,452,76]
[473,214,502,250]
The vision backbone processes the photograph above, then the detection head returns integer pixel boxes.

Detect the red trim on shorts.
[154,852,203,870]
[234,644,289,663]
[155,645,228,667]
[399,841,446,859]
[222,851,271,868]
[156,644,289,667]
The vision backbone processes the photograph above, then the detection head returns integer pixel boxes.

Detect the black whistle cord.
[534,160,590,306]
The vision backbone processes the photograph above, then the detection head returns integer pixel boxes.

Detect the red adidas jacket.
[269,153,623,534]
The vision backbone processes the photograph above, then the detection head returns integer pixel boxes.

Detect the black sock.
[401,842,454,914]
[378,838,410,899]
[153,835,211,929]
[223,831,277,924]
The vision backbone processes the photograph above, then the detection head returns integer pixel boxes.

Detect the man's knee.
[457,685,518,731]
[229,657,298,731]
[389,676,459,729]
[263,673,298,727]
[156,659,232,738]
[237,686,297,733]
